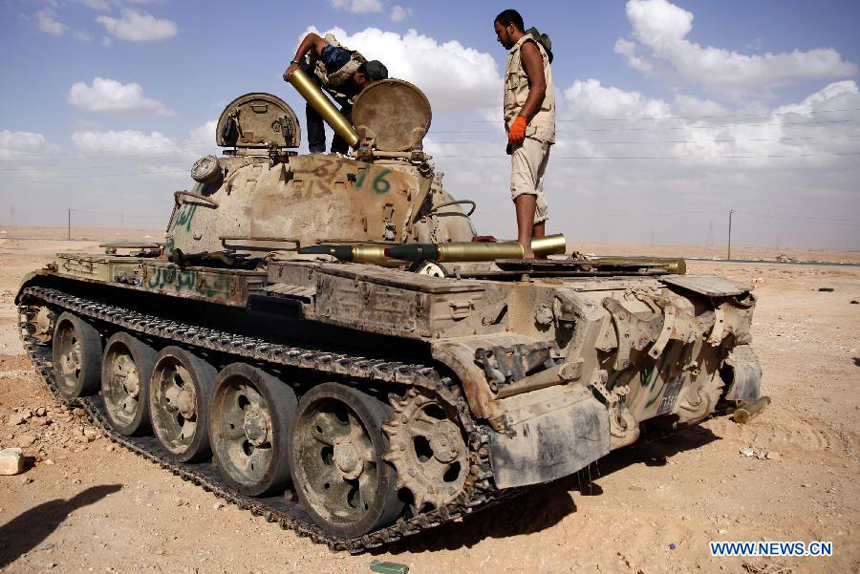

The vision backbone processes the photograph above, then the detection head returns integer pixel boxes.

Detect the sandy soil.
[0,229,858,574]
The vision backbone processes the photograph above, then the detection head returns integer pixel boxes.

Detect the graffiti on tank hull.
[146,265,230,299]
[289,158,394,200]
[165,202,198,254]
[170,203,198,232]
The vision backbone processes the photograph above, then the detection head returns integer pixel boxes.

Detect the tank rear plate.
[352,79,431,151]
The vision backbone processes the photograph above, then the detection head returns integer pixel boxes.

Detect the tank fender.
[722,344,762,402]
[15,271,48,304]
[430,338,504,422]
[431,333,563,423]
[488,385,610,489]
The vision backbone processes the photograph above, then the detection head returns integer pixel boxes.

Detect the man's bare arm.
[283,33,329,81]
[518,40,547,121]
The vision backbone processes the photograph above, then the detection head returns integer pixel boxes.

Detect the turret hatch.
[216,92,301,149]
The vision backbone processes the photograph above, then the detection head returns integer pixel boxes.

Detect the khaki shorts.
[510,137,551,224]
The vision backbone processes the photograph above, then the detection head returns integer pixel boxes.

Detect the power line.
[428,134,860,145]
[70,208,164,220]
[736,210,860,227]
[3,149,858,179]
[0,159,192,172]
[4,136,855,174]
[1,169,187,180]
[471,107,860,123]
[5,143,217,161]
[433,150,860,160]
[434,118,860,134]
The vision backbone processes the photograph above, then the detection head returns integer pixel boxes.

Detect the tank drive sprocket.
[383,387,469,511]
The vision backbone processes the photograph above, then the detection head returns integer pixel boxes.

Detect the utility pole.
[67,208,71,240]
[727,209,735,260]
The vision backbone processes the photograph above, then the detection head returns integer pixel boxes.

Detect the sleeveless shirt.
[503,34,556,143]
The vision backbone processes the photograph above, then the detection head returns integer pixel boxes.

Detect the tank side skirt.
[17,285,514,553]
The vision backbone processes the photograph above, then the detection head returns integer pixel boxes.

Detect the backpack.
[526,27,553,63]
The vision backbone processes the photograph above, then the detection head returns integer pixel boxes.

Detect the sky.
[1,0,859,250]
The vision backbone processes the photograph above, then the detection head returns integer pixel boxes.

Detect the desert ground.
[0,227,858,574]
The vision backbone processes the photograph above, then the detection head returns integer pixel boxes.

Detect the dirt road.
[1,231,857,574]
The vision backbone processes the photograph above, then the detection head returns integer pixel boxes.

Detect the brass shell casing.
[436,242,525,262]
[289,68,359,148]
[732,396,771,424]
[531,234,567,257]
[351,245,401,267]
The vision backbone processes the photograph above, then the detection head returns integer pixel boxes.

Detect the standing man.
[283,32,388,154]
[493,9,555,258]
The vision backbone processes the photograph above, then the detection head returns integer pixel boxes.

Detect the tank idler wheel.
[209,363,297,496]
[52,312,102,400]
[290,383,404,538]
[150,346,217,463]
[101,332,156,436]
[23,304,55,345]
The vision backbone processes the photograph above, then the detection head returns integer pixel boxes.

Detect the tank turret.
[167,80,474,262]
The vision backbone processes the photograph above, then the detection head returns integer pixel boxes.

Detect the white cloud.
[773,80,858,117]
[70,121,219,159]
[330,0,383,13]
[72,129,178,156]
[73,30,93,42]
[616,0,857,98]
[96,8,178,42]
[184,120,218,148]
[563,79,671,121]
[390,5,411,22]
[559,78,860,163]
[0,130,56,161]
[68,77,174,116]
[35,8,66,36]
[79,0,166,11]
[79,0,114,10]
[303,26,502,111]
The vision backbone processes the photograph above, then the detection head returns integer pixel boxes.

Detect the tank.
[15,78,764,552]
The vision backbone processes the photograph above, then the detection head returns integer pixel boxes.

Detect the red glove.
[508,116,527,144]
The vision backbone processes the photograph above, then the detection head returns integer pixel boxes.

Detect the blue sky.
[1,0,859,249]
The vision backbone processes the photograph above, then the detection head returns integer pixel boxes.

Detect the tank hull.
[17,247,761,549]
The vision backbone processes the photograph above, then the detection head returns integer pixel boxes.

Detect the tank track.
[18,285,513,553]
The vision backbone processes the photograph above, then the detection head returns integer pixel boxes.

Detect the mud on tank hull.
[16,249,762,551]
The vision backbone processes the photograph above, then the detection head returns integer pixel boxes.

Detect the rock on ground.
[0,447,24,475]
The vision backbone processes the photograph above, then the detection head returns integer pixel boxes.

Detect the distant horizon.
[2,224,858,254]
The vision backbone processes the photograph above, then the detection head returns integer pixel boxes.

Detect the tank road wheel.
[101,332,156,436]
[383,388,469,512]
[209,363,297,496]
[52,312,102,400]
[290,383,404,538]
[149,346,217,463]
